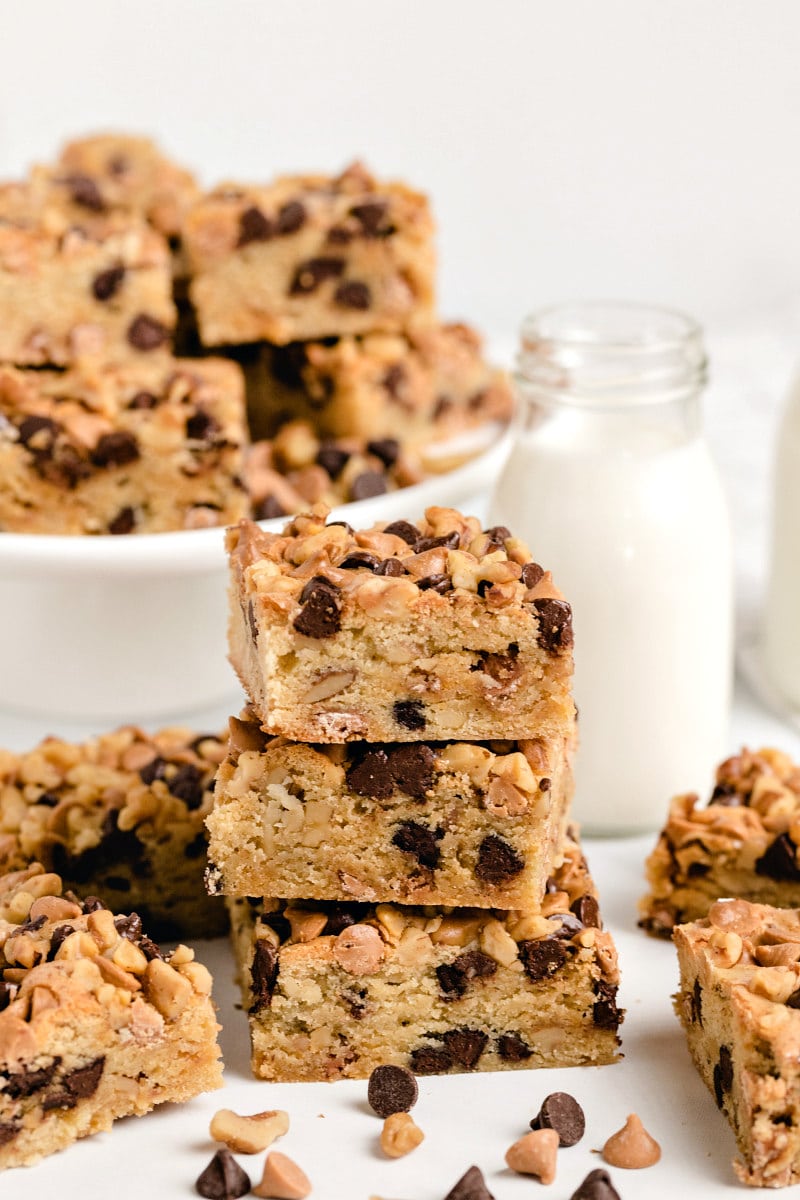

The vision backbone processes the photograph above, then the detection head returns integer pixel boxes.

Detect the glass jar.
[488,302,733,834]
[764,373,800,709]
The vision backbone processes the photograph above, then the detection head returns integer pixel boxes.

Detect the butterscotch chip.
[602,1113,661,1169]
[505,1128,558,1183]
[332,923,384,974]
[209,1107,289,1154]
[253,1150,312,1199]
[380,1111,424,1158]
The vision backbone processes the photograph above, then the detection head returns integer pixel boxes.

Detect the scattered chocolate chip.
[787,988,800,1009]
[81,896,107,913]
[114,912,143,942]
[254,494,286,520]
[497,1033,533,1061]
[321,902,367,936]
[17,914,46,935]
[383,363,408,400]
[521,562,545,588]
[186,408,219,441]
[387,744,435,799]
[436,950,497,999]
[442,1028,488,1069]
[392,821,443,869]
[250,939,279,1012]
[196,1148,251,1200]
[346,749,394,799]
[709,783,741,806]
[127,314,170,351]
[46,924,73,961]
[91,430,140,468]
[570,1168,621,1200]
[350,470,387,501]
[334,280,371,309]
[756,833,800,881]
[65,173,105,211]
[92,265,125,301]
[687,861,710,878]
[376,557,406,576]
[316,444,350,477]
[531,1091,585,1147]
[127,390,159,410]
[276,200,306,235]
[293,577,342,638]
[443,1164,495,1200]
[261,911,292,942]
[393,700,426,730]
[532,598,574,653]
[416,531,460,553]
[107,505,135,535]
[367,438,400,467]
[167,762,206,809]
[518,937,568,982]
[570,895,600,928]
[483,524,511,545]
[237,205,273,246]
[475,835,525,884]
[339,551,381,571]
[350,200,395,237]
[383,519,420,545]
[550,912,584,939]
[17,414,58,450]
[327,225,353,245]
[289,256,345,295]
[713,1044,733,1108]
[539,777,551,792]
[139,756,167,785]
[593,980,621,1030]
[418,574,452,594]
[367,1063,418,1118]
[409,1046,453,1076]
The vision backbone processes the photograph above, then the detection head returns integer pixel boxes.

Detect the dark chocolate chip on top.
[293,576,342,638]
[127,314,170,351]
[367,1063,418,1118]
[382,519,420,545]
[531,597,574,653]
[237,205,273,246]
[195,1148,251,1200]
[443,1165,496,1200]
[531,1090,586,1146]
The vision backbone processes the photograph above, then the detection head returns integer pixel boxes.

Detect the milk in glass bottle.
[764,372,800,708]
[489,303,733,833]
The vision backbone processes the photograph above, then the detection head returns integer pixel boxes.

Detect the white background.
[1,0,800,338]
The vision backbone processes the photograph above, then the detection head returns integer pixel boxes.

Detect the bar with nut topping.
[206,711,574,910]
[641,747,800,937]
[228,832,621,1082]
[0,862,222,1169]
[183,161,435,347]
[227,507,575,743]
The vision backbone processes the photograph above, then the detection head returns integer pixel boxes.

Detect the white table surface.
[5,313,800,1198]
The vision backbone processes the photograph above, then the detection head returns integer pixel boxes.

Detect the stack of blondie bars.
[205,504,623,1081]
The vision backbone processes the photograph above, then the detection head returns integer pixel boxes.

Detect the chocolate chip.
[127,314,170,351]
[436,950,497,999]
[687,861,710,877]
[539,777,551,792]
[261,911,292,942]
[339,551,381,571]
[115,912,143,942]
[293,577,342,638]
[334,280,371,309]
[250,939,279,1012]
[756,833,800,881]
[350,201,395,237]
[393,700,426,730]
[92,265,125,301]
[483,524,511,545]
[127,390,159,410]
[196,1148,251,1200]
[409,1045,453,1075]
[518,937,567,982]
[18,414,59,450]
[383,363,408,399]
[0,981,17,1011]
[521,561,545,588]
[367,438,400,467]
[139,756,167,785]
[475,835,524,884]
[709,783,740,806]
[107,505,135,535]
[713,1044,733,1108]
[392,821,443,869]
[550,912,584,939]
[0,1123,19,1148]
[327,225,353,245]
[418,574,452,594]
[442,1028,487,1069]
[443,1165,495,1200]
[383,519,420,545]
[237,206,273,246]
[91,430,140,468]
[82,896,107,913]
[532,598,574,653]
[497,1033,533,1061]
[65,173,105,212]
[367,1063,418,1118]
[321,903,367,936]
[276,200,306,235]
[377,558,406,576]
[531,1091,585,1146]
[593,980,621,1030]
[254,494,286,520]
[316,444,350,477]
[17,914,47,935]
[186,409,219,441]
[43,1057,105,1110]
[691,978,704,1023]
[387,744,435,799]
[346,749,394,800]
[350,470,387,501]
[416,531,460,552]
[2,1058,59,1098]
[570,1169,621,1200]
[787,987,800,1009]
[289,256,345,295]
[167,762,206,809]
[570,895,600,928]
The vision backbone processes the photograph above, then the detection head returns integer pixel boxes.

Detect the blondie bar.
[227,508,575,743]
[0,356,248,534]
[183,162,435,346]
[206,711,574,908]
[0,725,227,939]
[0,175,175,366]
[675,898,800,1186]
[0,863,222,1169]
[229,833,621,1082]
[245,323,512,442]
[641,748,800,937]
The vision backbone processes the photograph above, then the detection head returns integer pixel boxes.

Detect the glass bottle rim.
[517,300,708,409]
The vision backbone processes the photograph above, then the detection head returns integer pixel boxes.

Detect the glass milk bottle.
[764,373,800,709]
[489,302,733,834]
